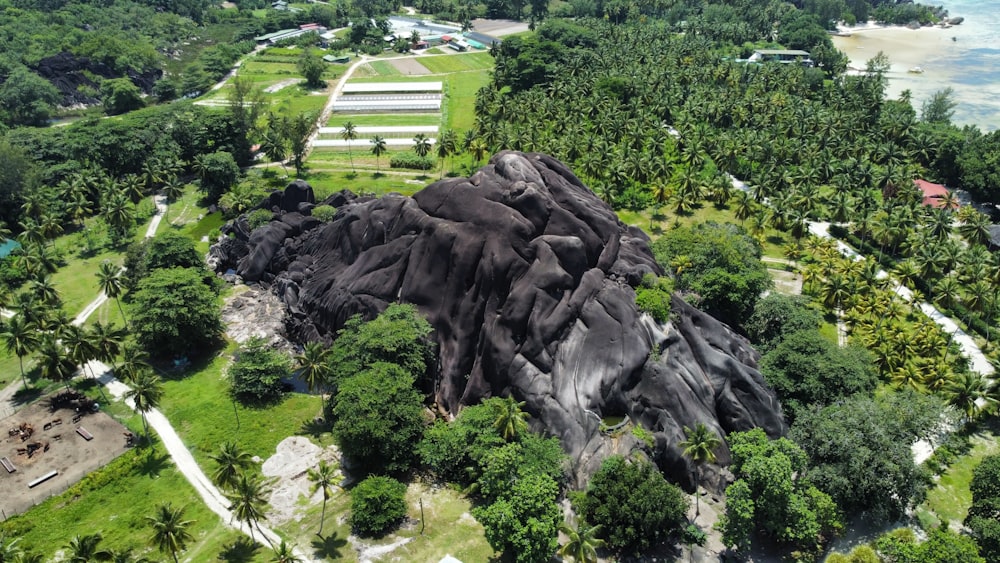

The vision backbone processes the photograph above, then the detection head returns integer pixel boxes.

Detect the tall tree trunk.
[18,356,27,389]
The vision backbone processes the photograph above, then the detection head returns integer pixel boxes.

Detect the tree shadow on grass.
[300,416,331,439]
[219,536,261,563]
[311,531,348,560]
[135,448,171,478]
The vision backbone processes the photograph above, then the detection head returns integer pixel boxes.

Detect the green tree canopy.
[328,303,433,387]
[332,361,425,474]
[760,329,878,422]
[745,293,822,353]
[651,222,771,328]
[790,390,944,521]
[418,398,507,484]
[102,78,145,116]
[473,472,562,563]
[298,50,326,89]
[966,454,1000,561]
[229,337,293,406]
[576,455,688,554]
[350,475,407,538]
[130,267,222,358]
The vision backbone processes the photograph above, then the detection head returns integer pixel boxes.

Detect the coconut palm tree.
[146,503,194,563]
[270,541,301,563]
[679,422,721,516]
[342,121,357,173]
[370,135,387,176]
[90,322,126,372]
[63,325,100,381]
[295,341,331,394]
[209,441,255,491]
[225,472,275,547]
[412,134,432,158]
[28,276,60,307]
[308,459,337,536]
[36,335,76,388]
[118,343,151,384]
[491,396,528,442]
[65,533,111,563]
[945,371,988,421]
[958,209,992,247]
[126,371,164,441]
[1,315,39,389]
[557,520,604,563]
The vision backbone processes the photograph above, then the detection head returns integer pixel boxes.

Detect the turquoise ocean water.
[890,0,1000,131]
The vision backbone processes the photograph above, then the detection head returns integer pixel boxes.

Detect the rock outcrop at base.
[32,52,161,107]
[210,151,785,490]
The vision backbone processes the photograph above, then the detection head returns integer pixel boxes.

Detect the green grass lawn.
[367,60,404,76]
[325,113,442,127]
[444,70,489,133]
[418,52,494,73]
[280,479,493,562]
[304,170,430,199]
[919,430,1000,527]
[0,444,265,562]
[157,349,324,466]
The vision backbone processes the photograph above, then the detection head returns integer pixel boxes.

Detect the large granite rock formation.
[210,152,785,490]
[32,52,161,107]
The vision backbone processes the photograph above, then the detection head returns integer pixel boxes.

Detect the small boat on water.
[908,66,925,74]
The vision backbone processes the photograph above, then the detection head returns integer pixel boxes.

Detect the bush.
[311,204,337,222]
[131,267,223,358]
[350,476,407,537]
[577,455,688,554]
[228,337,292,405]
[390,153,434,170]
[635,275,674,323]
[246,209,274,230]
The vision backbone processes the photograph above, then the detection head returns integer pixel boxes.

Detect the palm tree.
[370,135,387,176]
[295,342,331,394]
[412,134,432,158]
[63,325,100,382]
[270,541,301,563]
[679,422,721,516]
[160,177,185,220]
[90,322,126,372]
[28,277,60,307]
[958,209,992,247]
[146,503,194,563]
[469,138,488,163]
[1,315,39,389]
[557,520,604,563]
[209,441,255,491]
[438,129,458,177]
[96,259,127,322]
[945,371,988,421]
[225,472,275,548]
[105,546,150,563]
[118,343,151,384]
[65,533,111,563]
[491,396,528,441]
[126,371,164,440]
[37,335,76,388]
[308,459,337,536]
[342,121,357,173]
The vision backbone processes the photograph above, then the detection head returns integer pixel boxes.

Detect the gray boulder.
[211,151,785,490]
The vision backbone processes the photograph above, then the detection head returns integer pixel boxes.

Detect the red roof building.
[915,179,956,209]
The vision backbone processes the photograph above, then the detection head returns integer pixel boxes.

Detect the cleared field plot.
[325,113,442,127]
[418,52,494,73]
[367,60,402,76]
[342,81,443,93]
[319,125,439,134]
[444,70,490,131]
[333,99,441,111]
[313,138,432,147]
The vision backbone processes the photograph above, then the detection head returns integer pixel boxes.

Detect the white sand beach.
[831,17,1000,130]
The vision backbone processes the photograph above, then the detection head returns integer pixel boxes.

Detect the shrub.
[390,153,434,170]
[577,455,688,554]
[350,475,407,537]
[311,204,337,222]
[635,275,674,323]
[228,337,293,405]
[246,208,274,230]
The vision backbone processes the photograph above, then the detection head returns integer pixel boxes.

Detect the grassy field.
[419,52,494,73]
[325,113,442,127]
[443,70,489,132]
[919,430,999,527]
[303,169,430,199]
[0,444,265,562]
[156,349,325,466]
[279,479,493,562]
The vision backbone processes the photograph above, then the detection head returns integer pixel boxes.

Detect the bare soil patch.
[470,18,530,36]
[388,58,430,75]
[0,392,130,516]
